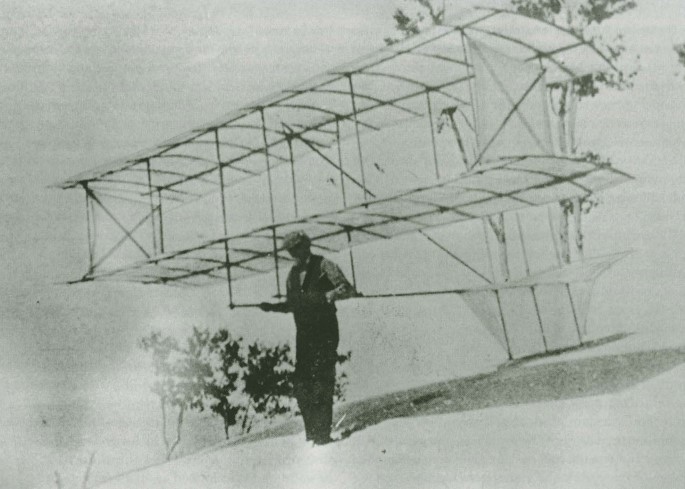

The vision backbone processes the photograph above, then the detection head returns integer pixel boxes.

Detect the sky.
[1,0,685,488]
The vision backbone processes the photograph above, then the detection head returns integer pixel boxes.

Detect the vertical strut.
[286,136,299,218]
[481,218,496,282]
[515,212,530,276]
[573,197,583,261]
[145,159,158,254]
[547,205,562,268]
[494,290,513,360]
[335,119,358,289]
[461,30,478,169]
[215,128,234,305]
[335,119,348,206]
[566,283,584,345]
[346,74,370,200]
[83,184,94,273]
[89,190,97,265]
[260,109,282,297]
[425,89,440,179]
[530,286,548,352]
[157,189,165,253]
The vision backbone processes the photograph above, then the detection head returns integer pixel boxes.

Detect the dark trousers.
[294,359,336,443]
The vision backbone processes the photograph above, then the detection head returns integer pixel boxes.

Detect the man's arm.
[320,258,357,303]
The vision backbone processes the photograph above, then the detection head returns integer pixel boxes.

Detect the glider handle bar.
[228,288,471,309]
[229,302,270,309]
[354,289,473,299]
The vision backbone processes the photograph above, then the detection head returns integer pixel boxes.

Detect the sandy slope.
[95,335,685,489]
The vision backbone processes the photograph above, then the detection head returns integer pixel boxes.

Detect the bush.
[140,327,350,457]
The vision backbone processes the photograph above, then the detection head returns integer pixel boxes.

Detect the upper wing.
[54,8,613,206]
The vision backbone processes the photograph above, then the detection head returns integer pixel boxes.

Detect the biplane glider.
[55,8,632,360]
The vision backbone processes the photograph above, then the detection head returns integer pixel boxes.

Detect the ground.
[93,331,685,489]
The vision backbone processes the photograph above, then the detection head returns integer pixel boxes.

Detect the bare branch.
[81,452,96,489]
[54,471,63,489]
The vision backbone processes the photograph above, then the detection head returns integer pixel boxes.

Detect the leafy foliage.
[140,327,351,455]
[511,0,638,97]
[675,43,685,80]
[510,0,562,20]
[385,0,445,45]
[242,342,296,428]
[388,0,639,98]
[140,331,211,459]
[676,43,685,66]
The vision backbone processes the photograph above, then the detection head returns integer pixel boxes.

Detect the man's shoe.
[313,436,334,446]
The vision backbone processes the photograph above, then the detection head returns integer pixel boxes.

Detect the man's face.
[287,242,311,266]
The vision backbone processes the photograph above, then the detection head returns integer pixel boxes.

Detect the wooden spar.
[157,189,165,253]
[530,286,549,352]
[461,30,478,165]
[335,119,348,207]
[488,214,510,282]
[347,74,371,200]
[560,202,571,264]
[481,218,497,282]
[145,159,158,254]
[547,205,563,267]
[215,128,234,305]
[566,283,584,345]
[515,212,530,276]
[336,118,358,289]
[260,108,282,297]
[83,184,94,273]
[425,89,440,179]
[574,196,583,261]
[286,136,299,218]
[446,109,470,171]
[494,290,513,360]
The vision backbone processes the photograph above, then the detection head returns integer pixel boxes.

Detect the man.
[259,231,356,445]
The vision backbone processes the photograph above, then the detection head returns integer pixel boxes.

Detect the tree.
[189,327,246,440]
[241,342,296,433]
[141,327,352,454]
[388,0,639,265]
[140,331,211,460]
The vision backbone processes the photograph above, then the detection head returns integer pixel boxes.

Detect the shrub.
[140,327,351,457]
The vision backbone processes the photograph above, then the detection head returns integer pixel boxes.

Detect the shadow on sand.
[227,334,685,446]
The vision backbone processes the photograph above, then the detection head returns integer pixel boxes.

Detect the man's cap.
[282,231,311,250]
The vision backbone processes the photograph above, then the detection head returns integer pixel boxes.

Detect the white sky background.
[1,1,685,488]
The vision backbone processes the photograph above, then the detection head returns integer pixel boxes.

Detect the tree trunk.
[559,202,571,264]
[160,398,170,457]
[223,418,230,440]
[241,400,252,434]
[166,406,184,461]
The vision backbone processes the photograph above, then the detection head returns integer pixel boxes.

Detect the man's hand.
[258,302,276,312]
